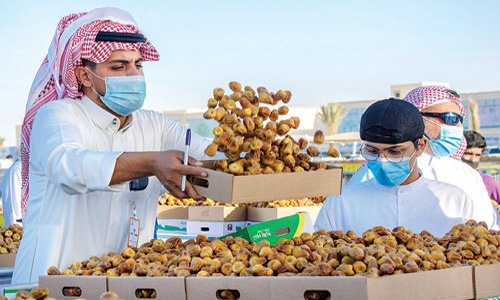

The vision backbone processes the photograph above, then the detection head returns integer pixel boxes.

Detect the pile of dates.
[0,224,23,254]
[0,289,123,300]
[158,192,325,208]
[203,81,339,175]
[248,196,326,208]
[48,220,499,280]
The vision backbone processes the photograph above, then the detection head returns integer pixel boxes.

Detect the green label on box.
[222,213,307,245]
[158,224,187,232]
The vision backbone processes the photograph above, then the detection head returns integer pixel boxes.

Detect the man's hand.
[152,150,208,200]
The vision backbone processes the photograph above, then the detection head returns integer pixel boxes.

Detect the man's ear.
[416,138,428,155]
[75,66,92,87]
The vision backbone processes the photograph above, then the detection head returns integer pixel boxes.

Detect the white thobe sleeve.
[314,196,339,231]
[31,104,124,195]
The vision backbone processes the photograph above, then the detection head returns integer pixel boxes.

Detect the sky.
[0,0,499,146]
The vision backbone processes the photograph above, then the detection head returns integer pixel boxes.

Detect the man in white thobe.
[1,159,22,227]
[315,98,476,237]
[348,86,499,230]
[13,8,211,284]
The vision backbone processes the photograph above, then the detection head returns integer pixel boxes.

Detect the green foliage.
[319,103,346,135]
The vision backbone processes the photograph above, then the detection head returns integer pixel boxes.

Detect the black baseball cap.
[360,98,425,144]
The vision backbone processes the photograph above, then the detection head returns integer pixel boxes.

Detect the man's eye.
[111,66,124,70]
[365,148,378,154]
[387,149,402,155]
[136,64,144,69]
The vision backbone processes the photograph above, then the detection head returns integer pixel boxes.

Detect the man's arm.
[110,150,207,200]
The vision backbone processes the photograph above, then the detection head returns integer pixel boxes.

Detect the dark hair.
[463,130,486,149]
[6,155,13,159]
[82,58,96,70]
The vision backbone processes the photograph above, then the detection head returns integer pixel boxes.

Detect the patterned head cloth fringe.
[20,8,159,218]
[403,86,467,160]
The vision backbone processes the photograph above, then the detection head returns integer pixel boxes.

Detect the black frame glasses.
[421,112,463,126]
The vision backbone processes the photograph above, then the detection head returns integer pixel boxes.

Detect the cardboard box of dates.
[189,82,342,205]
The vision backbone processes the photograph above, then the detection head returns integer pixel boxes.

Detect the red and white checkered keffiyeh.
[20,8,159,218]
[403,85,467,160]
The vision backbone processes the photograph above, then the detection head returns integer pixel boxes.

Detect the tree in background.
[319,103,347,152]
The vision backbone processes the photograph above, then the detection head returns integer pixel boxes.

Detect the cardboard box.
[188,206,247,221]
[2,284,37,298]
[185,277,271,300]
[473,263,500,299]
[247,206,323,223]
[107,276,185,300]
[157,219,187,235]
[270,266,474,300]
[157,205,188,219]
[246,221,260,227]
[187,221,246,237]
[0,253,16,267]
[189,160,342,204]
[222,212,314,245]
[38,275,107,300]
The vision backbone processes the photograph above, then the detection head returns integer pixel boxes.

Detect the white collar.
[82,96,133,131]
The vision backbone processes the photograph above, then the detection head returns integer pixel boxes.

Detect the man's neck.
[83,90,128,129]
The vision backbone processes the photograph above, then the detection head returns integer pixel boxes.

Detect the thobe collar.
[82,96,133,132]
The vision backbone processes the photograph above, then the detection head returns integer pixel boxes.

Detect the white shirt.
[315,176,475,237]
[1,159,22,227]
[348,152,500,230]
[13,96,210,284]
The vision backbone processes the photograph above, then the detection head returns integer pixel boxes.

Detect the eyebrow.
[365,144,406,150]
[108,58,144,64]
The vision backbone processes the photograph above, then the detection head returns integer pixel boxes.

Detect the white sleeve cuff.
[82,151,126,192]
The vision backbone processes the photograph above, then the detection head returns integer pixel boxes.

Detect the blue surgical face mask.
[424,118,463,158]
[367,151,417,186]
[87,68,146,116]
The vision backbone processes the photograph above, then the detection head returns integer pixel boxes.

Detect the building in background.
[461,90,500,150]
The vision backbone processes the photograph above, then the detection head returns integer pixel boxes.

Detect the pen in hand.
[181,128,191,193]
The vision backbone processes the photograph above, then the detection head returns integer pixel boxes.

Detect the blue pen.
[181,129,191,192]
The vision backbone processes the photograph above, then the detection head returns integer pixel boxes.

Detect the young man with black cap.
[349,86,500,230]
[315,98,475,236]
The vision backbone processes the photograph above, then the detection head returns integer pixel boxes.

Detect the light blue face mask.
[367,151,417,186]
[87,68,146,116]
[425,118,464,158]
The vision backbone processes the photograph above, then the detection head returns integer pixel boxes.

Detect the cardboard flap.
[157,206,189,219]
[189,160,342,204]
[186,277,271,300]
[365,266,473,300]
[38,275,107,300]
[188,206,247,221]
[107,276,185,300]
[473,264,500,299]
[0,253,16,267]
[269,276,368,300]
